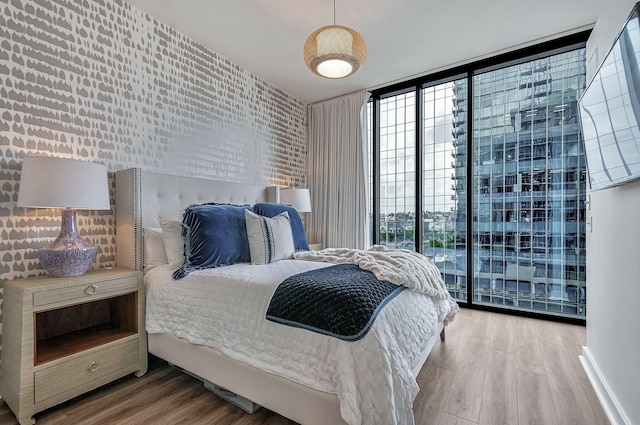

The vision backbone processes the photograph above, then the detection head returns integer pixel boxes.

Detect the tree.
[429,239,444,248]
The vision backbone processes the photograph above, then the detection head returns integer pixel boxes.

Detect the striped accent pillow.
[245,209,295,265]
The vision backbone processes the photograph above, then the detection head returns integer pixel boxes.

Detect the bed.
[115,168,458,425]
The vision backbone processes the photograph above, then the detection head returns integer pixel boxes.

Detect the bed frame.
[115,168,444,425]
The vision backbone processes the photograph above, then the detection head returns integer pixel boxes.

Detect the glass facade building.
[369,39,588,318]
[468,49,587,316]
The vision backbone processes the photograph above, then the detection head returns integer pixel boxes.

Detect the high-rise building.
[448,49,587,316]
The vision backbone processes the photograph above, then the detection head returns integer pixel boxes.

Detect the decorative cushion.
[253,202,309,251]
[160,220,185,267]
[143,227,168,272]
[245,209,295,265]
[173,204,252,279]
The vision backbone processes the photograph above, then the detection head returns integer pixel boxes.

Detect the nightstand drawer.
[34,339,139,404]
[33,275,138,307]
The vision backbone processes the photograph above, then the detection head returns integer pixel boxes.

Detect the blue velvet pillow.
[253,202,309,251]
[173,204,251,279]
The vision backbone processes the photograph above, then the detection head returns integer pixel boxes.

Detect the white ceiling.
[125,0,605,104]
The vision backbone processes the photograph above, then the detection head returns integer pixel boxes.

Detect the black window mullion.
[466,72,474,306]
[373,96,381,245]
[415,86,424,253]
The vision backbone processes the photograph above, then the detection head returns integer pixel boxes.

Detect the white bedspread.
[145,260,458,425]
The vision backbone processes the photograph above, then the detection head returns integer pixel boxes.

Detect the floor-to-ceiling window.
[369,32,588,319]
[472,50,587,316]
[378,91,417,250]
[422,79,468,302]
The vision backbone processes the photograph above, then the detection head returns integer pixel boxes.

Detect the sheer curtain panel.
[307,90,371,249]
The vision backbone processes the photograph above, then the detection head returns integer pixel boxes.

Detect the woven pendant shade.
[304,24,367,79]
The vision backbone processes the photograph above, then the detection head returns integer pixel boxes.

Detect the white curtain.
[307,90,371,249]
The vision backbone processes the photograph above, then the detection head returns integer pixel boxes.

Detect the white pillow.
[143,227,168,272]
[244,209,294,265]
[160,219,185,267]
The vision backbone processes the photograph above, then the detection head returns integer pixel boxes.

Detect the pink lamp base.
[38,209,98,278]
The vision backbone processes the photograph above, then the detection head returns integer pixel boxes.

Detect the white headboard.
[115,168,279,271]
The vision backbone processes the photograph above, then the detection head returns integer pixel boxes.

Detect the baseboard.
[580,346,630,425]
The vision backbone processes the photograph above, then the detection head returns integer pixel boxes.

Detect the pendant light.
[303,0,367,79]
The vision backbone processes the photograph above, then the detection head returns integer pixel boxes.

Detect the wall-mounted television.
[579,1,640,191]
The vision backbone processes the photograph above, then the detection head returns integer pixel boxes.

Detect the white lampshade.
[280,188,312,213]
[17,156,110,210]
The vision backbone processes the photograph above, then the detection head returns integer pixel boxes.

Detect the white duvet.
[145,259,458,425]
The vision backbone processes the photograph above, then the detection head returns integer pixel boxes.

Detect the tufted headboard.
[115,168,279,271]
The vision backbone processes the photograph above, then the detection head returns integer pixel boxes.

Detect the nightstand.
[1,268,147,425]
[308,243,323,251]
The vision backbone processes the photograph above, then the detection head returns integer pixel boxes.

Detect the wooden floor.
[0,308,609,425]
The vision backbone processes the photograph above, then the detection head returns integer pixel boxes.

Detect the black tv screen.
[579,2,640,191]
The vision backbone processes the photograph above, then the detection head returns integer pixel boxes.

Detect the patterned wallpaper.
[0,0,308,348]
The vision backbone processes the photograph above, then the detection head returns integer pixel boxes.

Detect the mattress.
[144,259,457,425]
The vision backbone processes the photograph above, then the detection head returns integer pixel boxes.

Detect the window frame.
[369,30,590,324]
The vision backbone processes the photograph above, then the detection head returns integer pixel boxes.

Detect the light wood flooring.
[0,308,609,425]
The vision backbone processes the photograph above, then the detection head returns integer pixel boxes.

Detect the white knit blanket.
[295,245,459,323]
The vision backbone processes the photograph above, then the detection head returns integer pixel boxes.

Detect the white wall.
[582,2,640,424]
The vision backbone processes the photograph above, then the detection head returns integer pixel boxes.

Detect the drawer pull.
[84,284,98,295]
[88,362,99,373]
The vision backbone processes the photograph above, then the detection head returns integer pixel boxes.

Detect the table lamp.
[17,155,110,277]
[279,188,311,213]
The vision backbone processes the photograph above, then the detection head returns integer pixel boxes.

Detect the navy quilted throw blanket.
[266,264,405,341]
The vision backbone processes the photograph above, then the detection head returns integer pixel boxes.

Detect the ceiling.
[125,0,605,104]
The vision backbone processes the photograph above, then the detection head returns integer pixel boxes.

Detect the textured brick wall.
[0,0,308,347]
